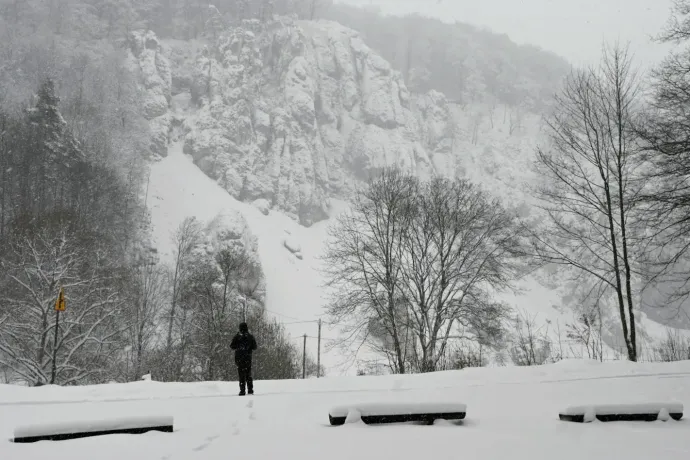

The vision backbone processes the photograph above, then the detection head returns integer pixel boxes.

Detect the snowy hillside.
[2,360,689,459]
[128,15,690,374]
[147,92,550,374]
[148,137,343,371]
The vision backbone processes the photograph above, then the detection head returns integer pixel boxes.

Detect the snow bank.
[13,415,173,441]
[3,359,690,406]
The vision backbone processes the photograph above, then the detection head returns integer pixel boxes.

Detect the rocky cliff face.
[126,31,173,157]
[128,18,454,226]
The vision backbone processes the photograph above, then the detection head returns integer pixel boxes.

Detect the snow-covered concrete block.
[13,415,174,443]
[559,403,684,423]
[329,402,467,426]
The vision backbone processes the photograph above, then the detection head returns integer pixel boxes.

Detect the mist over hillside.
[323,2,571,111]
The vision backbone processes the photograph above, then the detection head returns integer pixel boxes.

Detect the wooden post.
[50,287,65,384]
[50,309,60,384]
[317,319,322,378]
[302,334,307,379]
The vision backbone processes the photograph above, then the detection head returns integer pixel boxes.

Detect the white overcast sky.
[336,0,675,68]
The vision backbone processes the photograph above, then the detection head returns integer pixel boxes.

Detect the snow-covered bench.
[559,403,684,423]
[13,415,174,443]
[329,402,467,426]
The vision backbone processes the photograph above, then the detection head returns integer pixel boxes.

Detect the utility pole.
[317,319,322,378]
[241,294,247,323]
[302,334,307,379]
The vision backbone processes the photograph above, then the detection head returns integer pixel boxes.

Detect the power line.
[262,309,335,326]
[282,320,320,325]
[262,308,309,322]
[293,335,337,342]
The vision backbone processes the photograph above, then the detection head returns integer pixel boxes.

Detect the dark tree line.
[0,80,319,385]
[0,78,146,384]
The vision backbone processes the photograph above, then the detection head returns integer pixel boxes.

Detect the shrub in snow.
[509,309,552,366]
[653,328,690,362]
[449,341,488,369]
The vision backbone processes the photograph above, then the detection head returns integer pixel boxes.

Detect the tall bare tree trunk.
[531,43,642,362]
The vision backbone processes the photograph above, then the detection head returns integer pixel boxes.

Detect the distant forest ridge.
[323,2,571,110]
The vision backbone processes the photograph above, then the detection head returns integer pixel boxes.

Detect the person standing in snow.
[230,322,257,395]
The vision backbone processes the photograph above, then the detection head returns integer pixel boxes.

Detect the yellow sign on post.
[55,287,66,312]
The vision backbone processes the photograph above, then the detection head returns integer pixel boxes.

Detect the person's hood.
[239,322,249,333]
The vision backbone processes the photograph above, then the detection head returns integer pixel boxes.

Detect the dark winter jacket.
[231,325,257,367]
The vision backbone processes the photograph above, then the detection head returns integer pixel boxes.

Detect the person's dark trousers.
[238,363,253,395]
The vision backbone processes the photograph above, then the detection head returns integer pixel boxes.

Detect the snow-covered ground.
[1,360,689,459]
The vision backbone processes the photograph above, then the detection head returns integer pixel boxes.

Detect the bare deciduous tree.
[566,307,604,361]
[124,261,168,381]
[509,310,552,366]
[530,43,643,361]
[448,340,487,370]
[324,169,525,373]
[167,217,202,351]
[400,177,522,372]
[323,169,417,374]
[0,221,123,385]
